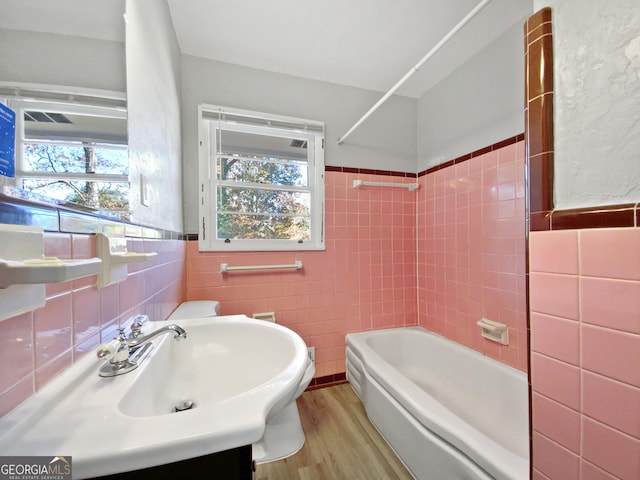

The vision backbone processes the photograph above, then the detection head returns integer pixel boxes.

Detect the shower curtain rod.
[336,0,494,146]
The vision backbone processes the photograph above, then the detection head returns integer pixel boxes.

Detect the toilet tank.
[168,301,220,320]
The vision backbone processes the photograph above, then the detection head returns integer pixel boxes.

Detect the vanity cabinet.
[90,445,254,480]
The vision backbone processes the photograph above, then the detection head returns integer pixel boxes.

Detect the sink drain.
[174,399,195,412]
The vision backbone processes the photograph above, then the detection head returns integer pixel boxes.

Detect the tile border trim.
[536,204,639,231]
[0,193,185,239]
[325,166,417,178]
[306,372,347,391]
[417,133,525,177]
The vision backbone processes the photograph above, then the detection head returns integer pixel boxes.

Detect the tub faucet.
[97,324,187,377]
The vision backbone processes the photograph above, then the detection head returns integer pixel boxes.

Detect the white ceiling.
[0,0,531,98]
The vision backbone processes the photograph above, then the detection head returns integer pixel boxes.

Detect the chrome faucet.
[125,324,187,352]
[97,321,187,377]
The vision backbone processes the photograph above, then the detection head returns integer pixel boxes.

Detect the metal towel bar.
[353,180,419,191]
[220,261,303,273]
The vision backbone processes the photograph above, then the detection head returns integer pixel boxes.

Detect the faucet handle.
[96,339,119,359]
[96,335,129,364]
[117,327,127,341]
[129,315,148,339]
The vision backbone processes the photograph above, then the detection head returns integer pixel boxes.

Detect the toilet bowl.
[167,301,314,464]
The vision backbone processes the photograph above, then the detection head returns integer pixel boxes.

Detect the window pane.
[217,187,310,215]
[217,213,310,240]
[23,142,91,173]
[21,178,130,217]
[218,156,307,187]
[23,142,128,175]
[94,145,129,175]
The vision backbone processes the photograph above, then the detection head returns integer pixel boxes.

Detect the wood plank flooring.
[255,383,414,480]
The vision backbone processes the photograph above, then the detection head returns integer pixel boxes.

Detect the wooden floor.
[255,383,414,480]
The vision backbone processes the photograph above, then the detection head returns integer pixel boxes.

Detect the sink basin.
[119,320,303,417]
[0,315,308,479]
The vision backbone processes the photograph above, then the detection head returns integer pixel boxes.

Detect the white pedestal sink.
[0,315,309,479]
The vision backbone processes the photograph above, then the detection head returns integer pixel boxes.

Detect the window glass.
[23,141,128,175]
[20,179,129,213]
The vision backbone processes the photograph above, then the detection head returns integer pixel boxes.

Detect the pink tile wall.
[530,227,640,480]
[416,141,528,371]
[0,234,187,418]
[186,170,418,378]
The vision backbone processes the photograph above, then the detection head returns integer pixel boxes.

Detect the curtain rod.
[336,0,494,146]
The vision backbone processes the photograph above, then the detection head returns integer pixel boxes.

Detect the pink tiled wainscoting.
[530,227,640,480]
[417,140,528,372]
[0,234,186,417]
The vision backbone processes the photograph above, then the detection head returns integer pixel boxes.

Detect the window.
[199,105,325,251]
[3,96,129,219]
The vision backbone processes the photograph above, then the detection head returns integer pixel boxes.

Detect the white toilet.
[167,300,221,319]
[167,301,315,464]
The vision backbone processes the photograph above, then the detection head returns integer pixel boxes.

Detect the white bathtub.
[346,327,529,480]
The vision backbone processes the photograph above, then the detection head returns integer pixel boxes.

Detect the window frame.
[198,104,325,252]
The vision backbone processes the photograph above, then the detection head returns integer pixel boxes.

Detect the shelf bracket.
[96,233,157,288]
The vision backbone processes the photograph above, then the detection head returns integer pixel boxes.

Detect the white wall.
[0,28,125,93]
[125,0,183,232]
[417,18,528,172]
[180,55,417,234]
[534,0,640,209]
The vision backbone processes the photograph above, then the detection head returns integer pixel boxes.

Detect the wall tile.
[580,277,640,334]
[533,432,580,480]
[0,376,34,418]
[527,94,554,158]
[580,460,619,480]
[44,233,73,297]
[118,272,146,314]
[582,324,640,388]
[44,233,72,259]
[72,286,101,345]
[530,312,579,365]
[580,228,640,281]
[582,416,640,480]
[99,284,120,327]
[530,272,579,320]
[34,349,72,391]
[0,313,34,395]
[416,141,526,370]
[531,352,580,409]
[533,392,581,453]
[74,332,101,361]
[529,230,578,274]
[531,226,640,480]
[34,293,72,369]
[532,470,552,480]
[582,370,640,439]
